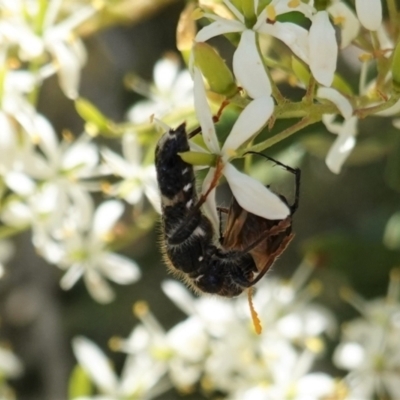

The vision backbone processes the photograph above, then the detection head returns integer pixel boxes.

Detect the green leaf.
[68,365,93,400]
[276,11,310,28]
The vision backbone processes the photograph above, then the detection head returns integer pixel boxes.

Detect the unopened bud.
[179,151,217,166]
[193,42,237,97]
[291,56,310,86]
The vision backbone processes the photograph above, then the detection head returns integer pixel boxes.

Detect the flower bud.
[193,42,237,97]
[291,56,310,86]
[178,151,217,166]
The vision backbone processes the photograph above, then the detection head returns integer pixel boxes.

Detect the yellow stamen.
[359,53,373,62]
[108,336,122,351]
[248,288,262,334]
[100,181,112,194]
[62,129,74,142]
[333,15,346,26]
[133,301,149,317]
[288,0,300,8]
[266,5,276,21]
[305,337,324,353]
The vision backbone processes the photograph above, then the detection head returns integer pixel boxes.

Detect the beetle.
[155,123,300,297]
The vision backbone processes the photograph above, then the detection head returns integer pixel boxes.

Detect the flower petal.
[84,269,115,303]
[98,253,141,284]
[122,133,141,166]
[195,19,244,42]
[322,114,341,135]
[47,39,81,99]
[5,171,36,196]
[309,11,338,87]
[92,200,124,238]
[325,116,358,174]
[317,87,353,120]
[0,346,23,377]
[154,56,179,93]
[193,68,220,153]
[222,96,274,155]
[223,163,290,220]
[63,140,98,173]
[60,264,84,290]
[257,21,309,63]
[72,336,118,394]
[101,147,130,177]
[233,30,272,98]
[161,280,197,315]
[355,0,382,31]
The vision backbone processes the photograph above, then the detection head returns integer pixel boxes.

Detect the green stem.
[303,76,316,104]
[274,102,336,119]
[387,0,399,39]
[236,115,319,157]
[355,93,400,118]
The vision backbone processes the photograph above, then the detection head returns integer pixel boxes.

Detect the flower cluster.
[0,0,163,302]
[334,270,400,400]
[101,261,339,400]
[2,0,400,398]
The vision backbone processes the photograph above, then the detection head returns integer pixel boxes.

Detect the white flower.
[72,336,168,400]
[328,1,360,48]
[308,11,338,87]
[195,0,337,87]
[155,260,335,396]
[193,66,289,224]
[317,87,357,174]
[118,261,335,397]
[0,346,23,378]
[334,274,400,400]
[52,200,141,303]
[0,0,98,98]
[229,372,336,400]
[127,56,194,124]
[101,133,161,213]
[324,115,358,174]
[355,0,382,31]
[0,114,103,257]
[117,302,208,391]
